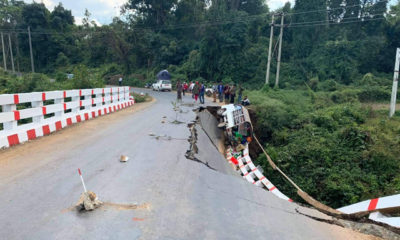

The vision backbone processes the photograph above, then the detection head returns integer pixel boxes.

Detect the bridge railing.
[0,86,134,148]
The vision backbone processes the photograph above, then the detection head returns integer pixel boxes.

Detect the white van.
[153,80,172,91]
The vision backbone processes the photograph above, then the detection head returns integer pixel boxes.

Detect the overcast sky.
[24,0,394,25]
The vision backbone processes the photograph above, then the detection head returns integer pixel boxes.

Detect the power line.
[0,13,387,36]
[0,0,389,34]
[288,13,384,27]
[286,0,388,17]
[287,16,385,28]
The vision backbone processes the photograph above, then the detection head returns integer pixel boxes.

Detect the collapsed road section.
[192,103,400,239]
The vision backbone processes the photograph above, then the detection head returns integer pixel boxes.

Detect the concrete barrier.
[0,87,134,149]
[338,194,400,214]
[229,144,293,202]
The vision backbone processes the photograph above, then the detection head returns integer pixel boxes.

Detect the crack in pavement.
[185,120,217,172]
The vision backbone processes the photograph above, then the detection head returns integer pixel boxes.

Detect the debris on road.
[120,155,129,162]
[76,168,102,211]
[170,120,185,124]
[76,191,103,211]
[103,202,151,211]
[149,133,186,141]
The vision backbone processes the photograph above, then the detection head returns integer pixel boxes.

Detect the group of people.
[176,81,250,106]
[213,83,243,104]
[176,81,206,104]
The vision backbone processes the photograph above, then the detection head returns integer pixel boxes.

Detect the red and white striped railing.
[0,87,134,149]
[227,145,293,203]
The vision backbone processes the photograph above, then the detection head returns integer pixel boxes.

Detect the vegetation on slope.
[250,84,400,208]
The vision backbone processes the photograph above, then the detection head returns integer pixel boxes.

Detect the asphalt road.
[0,89,375,240]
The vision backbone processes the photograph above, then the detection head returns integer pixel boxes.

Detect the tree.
[50,3,74,31]
[123,0,177,26]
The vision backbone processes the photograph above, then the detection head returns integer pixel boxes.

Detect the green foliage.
[249,88,400,208]
[357,86,391,102]
[0,66,104,94]
[132,92,148,103]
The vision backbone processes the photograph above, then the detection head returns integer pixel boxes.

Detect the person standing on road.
[212,84,217,102]
[218,82,224,103]
[176,80,183,102]
[230,84,236,104]
[183,82,188,96]
[237,84,243,104]
[193,81,200,102]
[199,83,205,104]
[224,84,230,104]
[118,77,123,86]
[190,82,195,99]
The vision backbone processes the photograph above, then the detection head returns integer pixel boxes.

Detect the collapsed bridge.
[0,88,398,239]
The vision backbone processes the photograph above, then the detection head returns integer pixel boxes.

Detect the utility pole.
[28,26,35,73]
[8,34,15,73]
[275,13,284,88]
[15,33,20,73]
[265,14,275,85]
[1,32,6,71]
[389,48,400,117]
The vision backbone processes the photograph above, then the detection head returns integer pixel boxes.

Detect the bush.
[317,79,338,92]
[357,86,391,102]
[330,89,359,103]
[249,88,400,208]
[132,92,148,103]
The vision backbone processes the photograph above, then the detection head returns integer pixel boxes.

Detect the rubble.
[120,155,129,162]
[76,191,103,211]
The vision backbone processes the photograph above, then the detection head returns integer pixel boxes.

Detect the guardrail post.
[72,95,79,114]
[32,100,44,123]
[54,93,64,117]
[95,92,102,107]
[2,104,17,130]
[85,93,91,111]
[105,90,110,106]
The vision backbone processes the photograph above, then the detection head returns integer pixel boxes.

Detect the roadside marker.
[78,168,87,193]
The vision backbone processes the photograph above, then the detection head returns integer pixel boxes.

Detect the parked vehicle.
[145,83,152,88]
[153,80,172,91]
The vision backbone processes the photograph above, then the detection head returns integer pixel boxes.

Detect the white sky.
[24,0,395,25]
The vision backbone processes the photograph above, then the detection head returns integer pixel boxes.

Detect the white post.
[8,34,15,73]
[54,95,64,118]
[85,94,91,111]
[105,90,110,105]
[32,101,44,123]
[28,27,35,73]
[2,104,17,130]
[71,95,79,114]
[275,13,284,88]
[389,48,400,118]
[1,32,7,71]
[266,14,275,85]
[95,93,102,107]
[78,168,87,193]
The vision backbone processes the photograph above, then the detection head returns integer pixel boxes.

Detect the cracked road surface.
[0,89,379,239]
